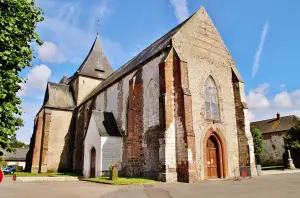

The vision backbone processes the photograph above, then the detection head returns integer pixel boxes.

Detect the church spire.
[76,35,113,80]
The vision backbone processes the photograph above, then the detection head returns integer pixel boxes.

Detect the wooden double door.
[207,137,220,178]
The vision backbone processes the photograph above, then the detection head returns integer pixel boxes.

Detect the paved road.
[1,173,300,198]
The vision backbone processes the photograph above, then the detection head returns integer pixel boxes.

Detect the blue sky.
[17,0,300,143]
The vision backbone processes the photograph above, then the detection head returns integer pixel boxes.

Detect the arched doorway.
[90,147,96,178]
[207,136,220,178]
[204,130,227,179]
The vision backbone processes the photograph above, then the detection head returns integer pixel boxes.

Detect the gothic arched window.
[205,76,220,120]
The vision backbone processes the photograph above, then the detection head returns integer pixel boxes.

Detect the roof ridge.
[77,13,195,107]
[251,115,298,123]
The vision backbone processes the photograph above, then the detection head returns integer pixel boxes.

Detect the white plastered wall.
[83,114,123,178]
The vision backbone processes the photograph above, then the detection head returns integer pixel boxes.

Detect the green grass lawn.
[84,177,159,185]
[5,172,81,177]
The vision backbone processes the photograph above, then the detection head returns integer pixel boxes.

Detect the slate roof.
[72,35,113,80]
[43,82,75,110]
[91,111,122,137]
[79,14,194,106]
[251,115,299,134]
[0,148,29,161]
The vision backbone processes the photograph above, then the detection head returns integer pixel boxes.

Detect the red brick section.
[73,102,94,173]
[39,109,52,173]
[25,116,39,172]
[203,128,228,179]
[173,50,198,183]
[73,106,85,173]
[232,72,250,168]
[159,48,197,182]
[126,70,144,177]
[31,110,44,173]
[160,49,178,179]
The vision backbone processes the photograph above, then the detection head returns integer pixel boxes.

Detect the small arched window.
[205,76,220,121]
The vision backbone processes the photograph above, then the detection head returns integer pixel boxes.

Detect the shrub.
[251,125,264,164]
[0,157,5,168]
[16,166,23,172]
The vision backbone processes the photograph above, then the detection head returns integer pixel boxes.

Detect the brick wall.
[73,99,95,173]
[125,70,144,177]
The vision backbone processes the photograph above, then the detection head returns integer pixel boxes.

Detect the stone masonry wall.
[77,76,102,106]
[261,132,286,166]
[91,55,162,178]
[47,110,73,172]
[172,7,240,179]
[142,56,161,179]
[232,74,250,167]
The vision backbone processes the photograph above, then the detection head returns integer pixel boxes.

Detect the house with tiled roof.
[1,148,29,170]
[251,113,299,166]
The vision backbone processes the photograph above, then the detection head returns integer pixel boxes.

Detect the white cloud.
[246,83,270,109]
[252,21,269,78]
[18,64,51,99]
[247,83,300,121]
[38,41,66,63]
[248,110,255,122]
[36,0,129,68]
[273,91,292,108]
[169,0,189,23]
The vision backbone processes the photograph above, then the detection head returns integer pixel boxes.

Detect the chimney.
[277,112,280,120]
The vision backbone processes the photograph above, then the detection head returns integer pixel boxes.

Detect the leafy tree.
[0,0,44,152]
[250,125,264,164]
[10,135,29,148]
[284,119,300,150]
[0,157,5,168]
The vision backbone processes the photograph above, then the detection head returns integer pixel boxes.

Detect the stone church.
[26,7,257,182]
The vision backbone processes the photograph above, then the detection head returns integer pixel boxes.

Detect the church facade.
[25,7,257,182]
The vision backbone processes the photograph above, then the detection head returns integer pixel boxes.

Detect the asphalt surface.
[1,172,300,198]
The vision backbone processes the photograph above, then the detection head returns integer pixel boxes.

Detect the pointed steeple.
[76,35,113,79]
[59,74,68,84]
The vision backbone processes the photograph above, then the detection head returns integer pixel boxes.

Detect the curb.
[16,177,80,182]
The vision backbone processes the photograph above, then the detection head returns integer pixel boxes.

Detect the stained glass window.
[205,76,220,121]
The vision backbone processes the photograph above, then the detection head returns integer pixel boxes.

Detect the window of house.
[205,76,220,121]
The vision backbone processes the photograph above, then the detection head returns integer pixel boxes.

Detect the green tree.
[0,0,44,153]
[284,119,300,149]
[250,125,264,164]
[0,157,5,168]
[10,135,29,148]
